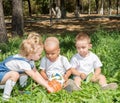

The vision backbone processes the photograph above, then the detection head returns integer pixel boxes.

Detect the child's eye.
[77,47,80,49]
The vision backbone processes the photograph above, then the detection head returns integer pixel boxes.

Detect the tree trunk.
[95,0,99,14]
[56,0,60,7]
[61,0,66,18]
[79,0,82,12]
[100,0,104,15]
[49,0,53,25]
[27,0,32,17]
[116,0,119,15]
[0,0,8,43]
[88,0,91,15]
[81,0,84,13]
[12,0,24,37]
[108,0,112,15]
[75,0,80,17]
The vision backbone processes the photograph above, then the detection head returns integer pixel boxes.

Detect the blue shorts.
[0,71,9,82]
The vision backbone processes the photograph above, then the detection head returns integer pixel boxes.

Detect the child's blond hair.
[19,38,43,57]
[75,32,91,44]
[27,32,43,45]
[44,37,59,49]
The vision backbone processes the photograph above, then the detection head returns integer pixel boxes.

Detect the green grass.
[0,30,120,103]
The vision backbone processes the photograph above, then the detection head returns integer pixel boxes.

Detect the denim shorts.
[0,71,9,82]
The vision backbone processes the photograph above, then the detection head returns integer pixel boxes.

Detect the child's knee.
[80,73,87,80]
[11,71,20,80]
[99,74,106,80]
[74,76,82,84]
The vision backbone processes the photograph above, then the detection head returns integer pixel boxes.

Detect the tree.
[116,0,119,15]
[88,0,91,15]
[74,0,80,17]
[61,0,66,18]
[108,0,112,15]
[0,0,7,43]
[12,0,24,37]
[100,0,104,15]
[95,0,99,14]
[27,0,32,17]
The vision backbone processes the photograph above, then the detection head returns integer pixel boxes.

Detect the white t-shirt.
[39,55,71,79]
[5,54,35,72]
[70,51,102,75]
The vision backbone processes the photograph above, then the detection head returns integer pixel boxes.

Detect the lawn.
[0,30,120,103]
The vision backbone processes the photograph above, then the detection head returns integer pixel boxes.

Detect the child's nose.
[79,48,83,51]
[48,54,52,57]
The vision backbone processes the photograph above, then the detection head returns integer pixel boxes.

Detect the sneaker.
[64,79,81,92]
[2,95,10,101]
[101,83,118,90]
[2,97,9,101]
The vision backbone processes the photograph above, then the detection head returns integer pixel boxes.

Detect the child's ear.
[58,48,60,53]
[89,43,92,49]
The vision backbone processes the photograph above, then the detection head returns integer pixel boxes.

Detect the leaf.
[85,72,93,84]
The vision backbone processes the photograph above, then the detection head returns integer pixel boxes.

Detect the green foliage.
[36,0,49,14]
[3,0,12,16]
[3,0,119,16]
[0,30,120,102]
[91,30,120,83]
[66,0,76,12]
[0,37,22,61]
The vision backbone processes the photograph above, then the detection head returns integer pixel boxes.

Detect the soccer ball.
[48,79,62,93]
[49,73,64,84]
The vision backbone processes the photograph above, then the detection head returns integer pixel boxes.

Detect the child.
[39,37,80,92]
[0,33,54,100]
[19,32,43,87]
[19,32,43,88]
[70,32,118,90]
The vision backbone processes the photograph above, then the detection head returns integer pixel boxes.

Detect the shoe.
[2,97,9,101]
[2,95,10,101]
[64,79,81,92]
[101,83,118,90]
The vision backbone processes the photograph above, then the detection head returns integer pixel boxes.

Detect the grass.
[0,30,120,103]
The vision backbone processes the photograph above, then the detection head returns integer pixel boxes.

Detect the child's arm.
[40,70,49,81]
[91,68,101,82]
[25,70,54,92]
[64,69,72,81]
[94,68,101,76]
[71,68,86,80]
[71,68,81,76]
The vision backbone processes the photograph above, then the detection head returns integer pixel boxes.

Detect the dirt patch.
[6,13,120,35]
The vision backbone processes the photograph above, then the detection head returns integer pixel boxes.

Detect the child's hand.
[47,86,54,93]
[64,75,68,82]
[80,73,87,80]
[47,80,62,93]
[91,74,98,82]
[33,68,37,72]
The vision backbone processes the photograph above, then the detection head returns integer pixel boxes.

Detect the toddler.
[0,33,54,100]
[70,32,118,90]
[40,37,80,92]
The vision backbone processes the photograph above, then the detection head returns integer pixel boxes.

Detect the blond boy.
[70,32,118,90]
